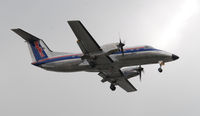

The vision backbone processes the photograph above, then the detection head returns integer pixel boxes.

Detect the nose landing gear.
[158,61,165,73]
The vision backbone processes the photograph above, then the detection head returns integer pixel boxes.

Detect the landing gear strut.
[110,84,116,91]
[158,61,165,73]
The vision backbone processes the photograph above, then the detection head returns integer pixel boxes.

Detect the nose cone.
[172,54,179,60]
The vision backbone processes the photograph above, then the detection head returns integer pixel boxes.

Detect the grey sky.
[1,0,200,116]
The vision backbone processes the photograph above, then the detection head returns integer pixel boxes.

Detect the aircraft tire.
[158,68,163,73]
[110,84,116,91]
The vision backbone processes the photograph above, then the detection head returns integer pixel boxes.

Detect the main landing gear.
[158,67,163,73]
[158,61,165,73]
[110,83,116,91]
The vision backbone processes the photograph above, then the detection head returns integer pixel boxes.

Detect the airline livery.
[12,20,179,92]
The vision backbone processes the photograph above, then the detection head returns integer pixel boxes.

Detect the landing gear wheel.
[158,67,163,73]
[110,84,116,91]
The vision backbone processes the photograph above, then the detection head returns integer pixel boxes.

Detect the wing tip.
[11,28,22,33]
[67,20,81,24]
[128,89,137,92]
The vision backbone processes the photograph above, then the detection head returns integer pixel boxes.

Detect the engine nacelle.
[121,67,140,79]
[101,43,119,55]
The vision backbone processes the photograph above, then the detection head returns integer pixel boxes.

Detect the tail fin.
[12,28,52,62]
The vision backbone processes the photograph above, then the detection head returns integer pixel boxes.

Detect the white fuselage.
[32,46,174,73]
[12,24,179,92]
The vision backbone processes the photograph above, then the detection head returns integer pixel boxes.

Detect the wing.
[117,77,137,92]
[68,20,113,65]
[68,20,136,92]
[99,70,137,92]
[68,20,102,54]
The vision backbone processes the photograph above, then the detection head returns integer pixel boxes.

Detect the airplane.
[12,20,179,92]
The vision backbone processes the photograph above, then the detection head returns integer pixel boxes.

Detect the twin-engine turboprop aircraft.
[12,20,179,92]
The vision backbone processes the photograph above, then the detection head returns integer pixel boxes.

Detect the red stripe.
[124,47,144,50]
[32,46,145,64]
[34,41,45,57]
[32,53,82,64]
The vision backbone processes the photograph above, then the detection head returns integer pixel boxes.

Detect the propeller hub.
[117,39,125,56]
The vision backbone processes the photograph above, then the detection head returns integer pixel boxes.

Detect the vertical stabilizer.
[12,29,52,62]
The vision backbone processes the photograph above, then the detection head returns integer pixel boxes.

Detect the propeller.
[137,65,144,82]
[117,39,125,56]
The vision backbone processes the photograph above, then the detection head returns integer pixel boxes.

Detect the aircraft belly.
[41,59,90,72]
[40,51,172,72]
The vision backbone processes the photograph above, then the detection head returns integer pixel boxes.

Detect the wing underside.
[99,70,137,92]
[116,77,137,92]
[68,20,137,92]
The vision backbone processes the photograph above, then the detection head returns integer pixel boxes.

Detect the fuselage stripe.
[32,47,159,66]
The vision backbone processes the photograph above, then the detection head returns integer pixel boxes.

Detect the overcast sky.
[1,0,200,116]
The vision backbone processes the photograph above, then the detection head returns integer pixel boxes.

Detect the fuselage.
[32,45,177,72]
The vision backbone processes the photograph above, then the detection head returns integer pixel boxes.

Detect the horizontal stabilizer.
[11,28,40,42]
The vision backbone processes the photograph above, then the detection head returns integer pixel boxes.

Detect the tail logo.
[34,41,45,57]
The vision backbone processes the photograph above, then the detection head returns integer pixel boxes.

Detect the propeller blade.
[119,39,125,47]
[118,39,125,56]
[138,65,144,82]
[121,46,124,56]
[139,72,142,82]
